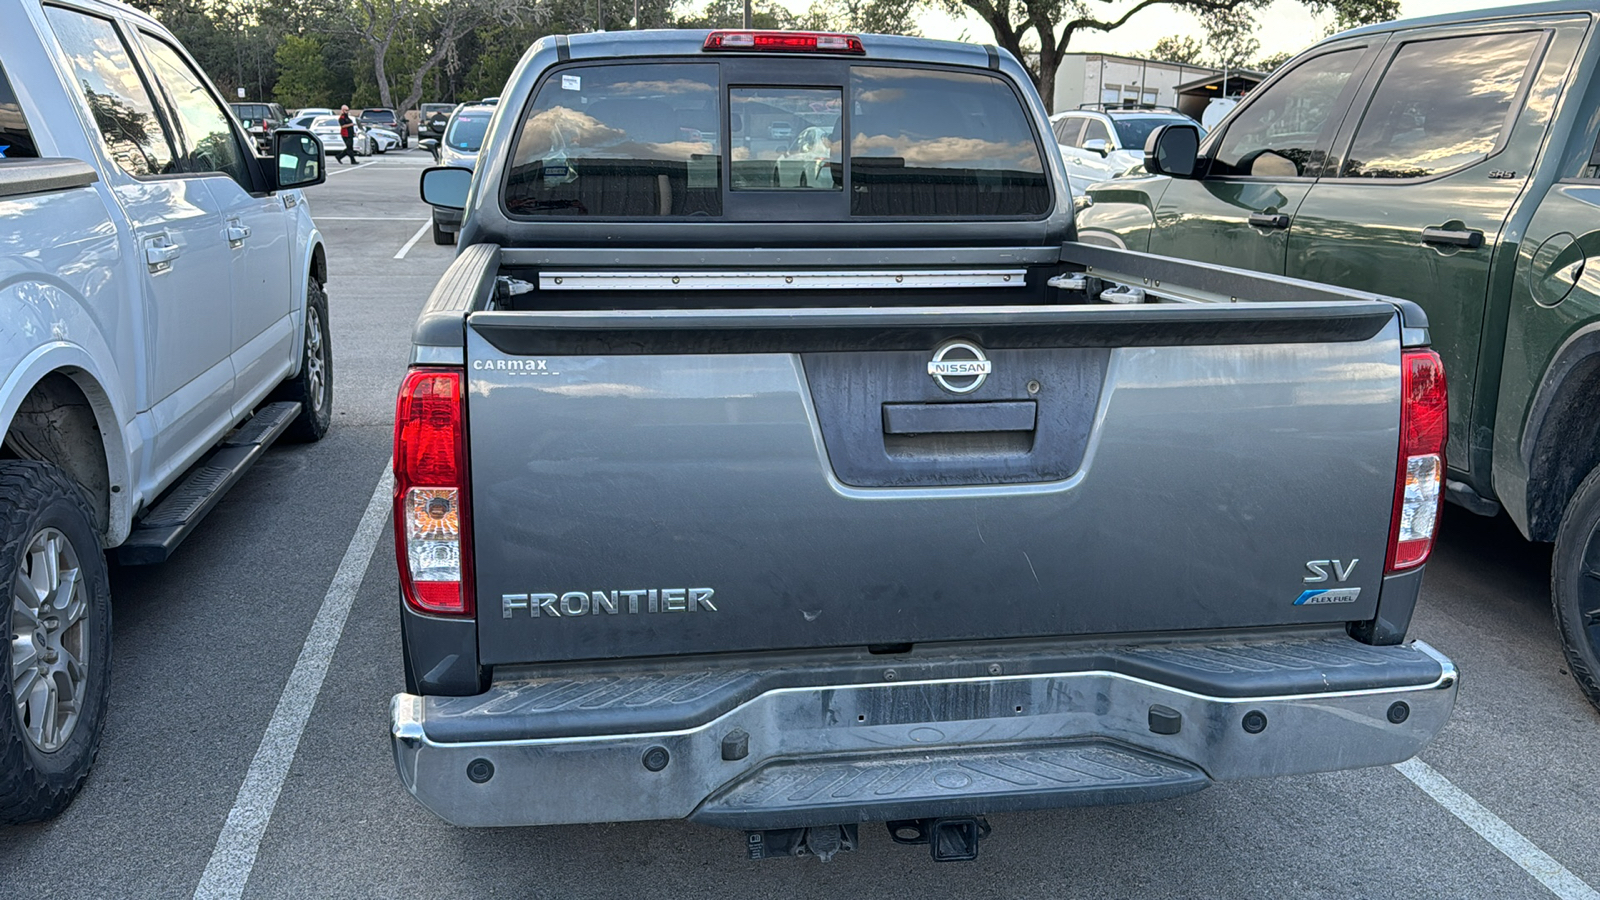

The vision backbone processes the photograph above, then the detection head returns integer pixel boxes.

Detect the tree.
[803,0,923,34]
[1201,2,1261,71]
[943,0,1263,114]
[1147,34,1203,64]
[1311,0,1397,31]
[1254,49,1293,71]
[943,0,1399,114]
[675,0,804,29]
[273,35,330,108]
[342,0,538,115]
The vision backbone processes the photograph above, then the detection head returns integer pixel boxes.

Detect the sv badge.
[1304,559,1358,583]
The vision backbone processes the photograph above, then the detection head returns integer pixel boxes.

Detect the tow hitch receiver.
[887,817,992,861]
[745,824,859,861]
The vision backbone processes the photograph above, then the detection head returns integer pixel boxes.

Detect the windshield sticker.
[562,74,581,91]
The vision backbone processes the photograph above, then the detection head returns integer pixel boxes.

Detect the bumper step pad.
[693,742,1207,830]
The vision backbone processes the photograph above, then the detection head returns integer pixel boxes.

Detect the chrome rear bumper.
[391,640,1456,829]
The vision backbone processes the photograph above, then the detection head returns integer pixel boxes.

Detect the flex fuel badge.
[1294,588,1361,605]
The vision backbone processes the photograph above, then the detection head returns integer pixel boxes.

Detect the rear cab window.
[502,58,1050,220]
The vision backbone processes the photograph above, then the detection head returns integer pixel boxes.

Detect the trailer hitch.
[744,824,858,862]
[887,817,992,861]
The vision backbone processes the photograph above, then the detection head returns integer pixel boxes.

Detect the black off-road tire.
[431,214,453,246]
[271,277,333,442]
[0,461,113,824]
[1551,464,1600,712]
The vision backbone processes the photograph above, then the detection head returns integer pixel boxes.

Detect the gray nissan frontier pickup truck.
[391,29,1458,862]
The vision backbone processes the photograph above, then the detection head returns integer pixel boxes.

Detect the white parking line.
[316,216,428,221]
[192,466,394,900]
[325,162,420,177]
[393,221,432,259]
[1395,758,1600,900]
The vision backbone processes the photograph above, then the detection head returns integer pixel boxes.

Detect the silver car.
[422,103,492,244]
[308,115,375,157]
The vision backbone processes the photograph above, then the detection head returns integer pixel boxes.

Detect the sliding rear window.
[502,60,1049,219]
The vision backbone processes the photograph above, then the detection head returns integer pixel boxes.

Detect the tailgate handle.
[882,402,1037,435]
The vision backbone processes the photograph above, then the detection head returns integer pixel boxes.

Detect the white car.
[308,114,376,156]
[0,0,332,822]
[1049,107,1205,197]
[366,124,401,153]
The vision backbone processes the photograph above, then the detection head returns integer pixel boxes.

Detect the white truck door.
[135,31,293,416]
[43,6,234,488]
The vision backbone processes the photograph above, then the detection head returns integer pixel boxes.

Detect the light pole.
[743,0,751,28]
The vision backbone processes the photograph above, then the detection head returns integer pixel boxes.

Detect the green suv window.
[1342,32,1542,179]
[1210,48,1364,178]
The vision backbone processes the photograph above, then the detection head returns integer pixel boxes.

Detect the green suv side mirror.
[1144,124,1200,178]
[274,128,324,189]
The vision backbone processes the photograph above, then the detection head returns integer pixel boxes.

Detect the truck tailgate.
[466,303,1402,665]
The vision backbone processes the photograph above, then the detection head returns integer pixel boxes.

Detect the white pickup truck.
[0,0,330,823]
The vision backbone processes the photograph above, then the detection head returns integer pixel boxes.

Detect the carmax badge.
[928,340,991,393]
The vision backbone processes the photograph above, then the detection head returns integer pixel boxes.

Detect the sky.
[899,0,1522,61]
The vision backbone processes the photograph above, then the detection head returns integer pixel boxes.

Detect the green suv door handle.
[1421,226,1484,249]
[1248,212,1290,229]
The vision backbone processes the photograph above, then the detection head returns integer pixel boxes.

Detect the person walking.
[333,105,359,164]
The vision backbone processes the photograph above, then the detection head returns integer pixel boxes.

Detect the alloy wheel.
[10,527,88,753]
[305,304,326,408]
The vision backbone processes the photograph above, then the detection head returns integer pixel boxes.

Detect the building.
[1173,71,1267,125]
[1052,53,1222,113]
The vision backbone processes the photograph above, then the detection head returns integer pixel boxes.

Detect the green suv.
[1077,0,1600,710]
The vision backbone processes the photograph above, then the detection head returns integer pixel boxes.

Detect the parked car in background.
[1049,104,1202,197]
[229,100,288,152]
[419,102,491,244]
[1077,0,1600,711]
[308,114,375,156]
[359,106,407,147]
[0,0,331,823]
[365,123,402,153]
[420,102,455,139]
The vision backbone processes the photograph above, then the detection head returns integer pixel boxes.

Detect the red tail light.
[1387,349,1447,572]
[702,31,865,54]
[394,367,473,616]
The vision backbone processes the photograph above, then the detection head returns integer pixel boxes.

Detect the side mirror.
[729,112,743,132]
[1083,138,1111,157]
[421,166,471,210]
[419,138,439,162]
[1143,123,1201,179]
[274,128,324,189]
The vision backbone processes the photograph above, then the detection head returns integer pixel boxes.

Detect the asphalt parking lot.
[2,150,1598,900]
